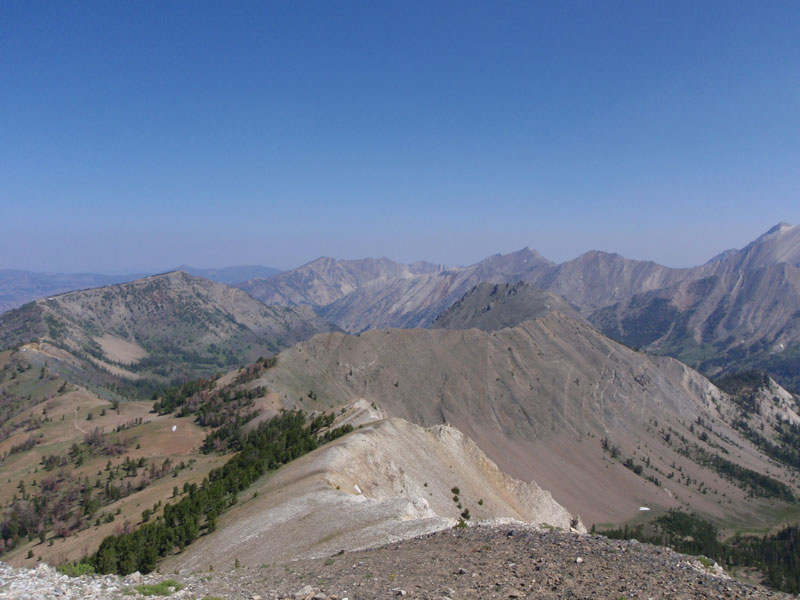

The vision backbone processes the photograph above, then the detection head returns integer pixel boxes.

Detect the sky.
[1,1,799,273]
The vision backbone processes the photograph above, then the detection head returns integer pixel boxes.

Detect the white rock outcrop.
[163,416,582,572]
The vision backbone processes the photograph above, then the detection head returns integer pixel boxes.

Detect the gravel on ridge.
[0,525,791,599]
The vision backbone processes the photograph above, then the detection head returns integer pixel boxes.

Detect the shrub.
[131,580,184,596]
[58,562,96,577]
[697,556,714,569]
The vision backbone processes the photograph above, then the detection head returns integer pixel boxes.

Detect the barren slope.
[163,416,581,572]
[260,314,798,526]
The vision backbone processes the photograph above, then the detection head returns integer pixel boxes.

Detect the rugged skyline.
[3,221,798,313]
[3,3,800,272]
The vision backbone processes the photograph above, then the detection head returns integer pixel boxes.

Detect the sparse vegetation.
[130,579,184,596]
[93,410,353,575]
[684,444,794,501]
[697,556,714,568]
[57,561,96,577]
[601,437,620,459]
[598,510,800,594]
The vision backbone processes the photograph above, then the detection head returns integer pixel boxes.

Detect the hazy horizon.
[2,2,798,273]
[0,220,792,276]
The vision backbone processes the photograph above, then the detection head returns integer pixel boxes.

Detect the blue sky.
[1,1,799,272]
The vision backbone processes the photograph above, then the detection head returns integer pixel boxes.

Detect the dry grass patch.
[93,334,148,365]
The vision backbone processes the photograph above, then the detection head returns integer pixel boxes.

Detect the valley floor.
[0,524,792,600]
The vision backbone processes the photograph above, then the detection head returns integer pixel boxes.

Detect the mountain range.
[6,224,798,392]
[587,223,800,388]
[0,223,800,396]
[238,248,553,331]
[239,222,800,390]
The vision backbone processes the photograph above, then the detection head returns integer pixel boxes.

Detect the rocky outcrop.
[162,416,581,572]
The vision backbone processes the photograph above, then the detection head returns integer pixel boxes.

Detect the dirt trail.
[73,407,87,435]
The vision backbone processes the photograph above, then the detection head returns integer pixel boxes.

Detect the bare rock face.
[162,416,581,572]
[425,423,584,532]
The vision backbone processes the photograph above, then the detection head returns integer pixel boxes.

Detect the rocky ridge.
[263,312,796,526]
[1,525,791,599]
[161,415,582,573]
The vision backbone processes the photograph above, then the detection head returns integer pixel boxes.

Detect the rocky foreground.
[0,525,792,599]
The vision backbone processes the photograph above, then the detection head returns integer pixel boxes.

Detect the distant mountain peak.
[515,245,546,258]
[171,264,282,285]
[478,246,553,269]
[738,222,800,268]
[764,221,794,236]
[145,269,194,283]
